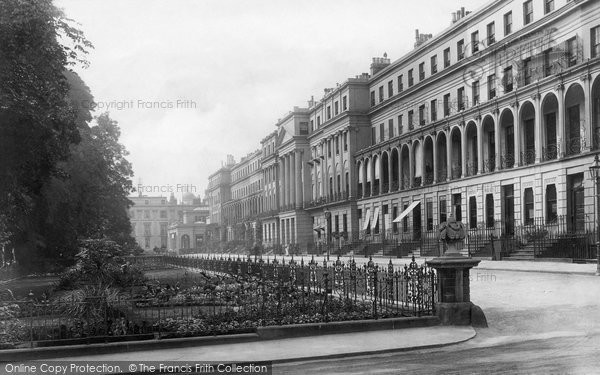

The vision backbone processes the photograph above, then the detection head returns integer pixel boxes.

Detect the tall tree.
[0,0,92,269]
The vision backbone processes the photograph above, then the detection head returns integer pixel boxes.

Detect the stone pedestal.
[427,254,487,327]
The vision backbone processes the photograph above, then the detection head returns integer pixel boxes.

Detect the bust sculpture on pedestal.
[438,215,466,256]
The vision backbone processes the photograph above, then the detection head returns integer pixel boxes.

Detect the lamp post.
[588,154,600,276]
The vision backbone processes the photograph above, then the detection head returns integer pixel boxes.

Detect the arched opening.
[450,127,462,179]
[391,148,399,191]
[482,115,495,172]
[423,137,434,185]
[436,133,448,181]
[565,83,585,155]
[465,121,478,176]
[327,166,333,197]
[356,162,363,198]
[401,145,410,189]
[381,152,390,193]
[593,76,600,150]
[499,109,515,169]
[520,101,536,165]
[542,93,558,160]
[413,140,422,187]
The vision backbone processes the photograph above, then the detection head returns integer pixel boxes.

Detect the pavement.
[51,326,476,363]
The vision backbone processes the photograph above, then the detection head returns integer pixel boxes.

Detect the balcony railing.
[521,148,535,166]
[464,162,477,177]
[372,184,380,196]
[566,137,582,156]
[482,157,495,173]
[500,153,515,169]
[437,168,447,182]
[305,191,350,207]
[382,182,389,194]
[401,176,410,190]
[413,176,422,188]
[451,165,462,180]
[391,180,399,192]
[423,172,434,186]
[542,145,557,161]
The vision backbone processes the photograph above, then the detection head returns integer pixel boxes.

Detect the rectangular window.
[504,11,512,35]
[472,81,480,105]
[546,184,557,223]
[487,22,495,45]
[343,214,348,232]
[488,74,496,99]
[408,110,414,130]
[342,96,347,111]
[398,115,403,134]
[503,66,513,92]
[439,198,447,224]
[160,210,167,218]
[334,101,339,115]
[335,136,339,155]
[523,0,533,25]
[457,87,465,111]
[144,222,151,236]
[388,119,394,138]
[566,37,578,67]
[524,187,534,225]
[426,200,434,231]
[408,69,414,87]
[457,39,465,60]
[471,31,479,53]
[379,123,385,142]
[523,58,532,85]
[370,91,375,106]
[378,86,384,103]
[592,26,600,59]
[431,99,437,122]
[419,104,426,126]
[398,75,404,92]
[402,203,409,233]
[443,93,451,117]
[443,47,451,68]
[388,80,394,97]
[419,62,425,81]
[431,55,437,74]
[392,206,398,234]
[327,106,331,119]
[469,196,477,229]
[371,127,376,145]
[545,0,554,14]
[344,132,348,151]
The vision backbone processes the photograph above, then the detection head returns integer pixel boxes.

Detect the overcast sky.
[56,0,488,200]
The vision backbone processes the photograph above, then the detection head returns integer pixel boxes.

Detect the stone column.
[476,117,483,174]
[408,143,414,188]
[557,84,565,159]
[494,110,501,170]
[533,93,542,163]
[446,130,452,180]
[461,124,467,178]
[583,74,592,152]
[280,157,286,207]
[378,152,384,193]
[290,152,296,209]
[387,149,393,192]
[433,139,438,184]
[511,103,521,166]
[295,150,302,208]
[398,145,404,189]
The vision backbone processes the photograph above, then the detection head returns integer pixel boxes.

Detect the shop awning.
[371,207,380,230]
[393,201,421,223]
[362,209,371,231]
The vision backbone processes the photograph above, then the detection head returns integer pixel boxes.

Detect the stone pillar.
[387,149,393,192]
[446,130,452,180]
[433,139,438,184]
[427,224,487,327]
[494,110,501,171]
[409,143,414,188]
[280,157,286,207]
[511,104,521,166]
[295,150,302,208]
[476,117,483,174]
[461,125,467,178]
[557,84,565,159]
[398,147,404,189]
[583,74,592,152]
[378,152,384,193]
[290,152,296,209]
[533,93,542,163]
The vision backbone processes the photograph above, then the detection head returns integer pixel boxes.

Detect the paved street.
[274,268,600,374]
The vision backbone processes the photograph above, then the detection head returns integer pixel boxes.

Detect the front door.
[502,185,514,235]
[568,174,585,232]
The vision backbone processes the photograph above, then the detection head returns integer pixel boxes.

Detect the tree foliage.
[0,0,134,271]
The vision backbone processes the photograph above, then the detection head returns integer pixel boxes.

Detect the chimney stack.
[370,52,391,76]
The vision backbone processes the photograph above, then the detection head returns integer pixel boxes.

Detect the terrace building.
[210,0,600,260]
